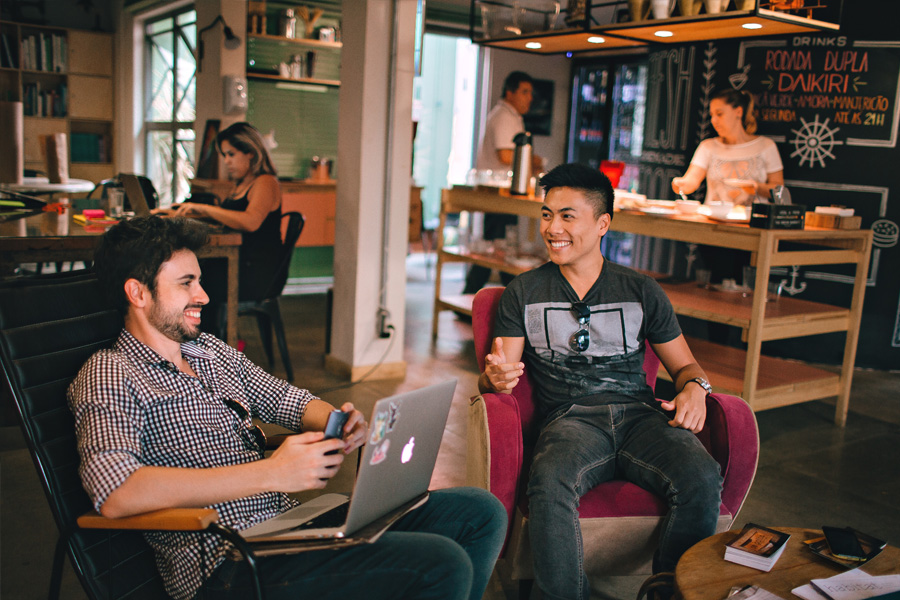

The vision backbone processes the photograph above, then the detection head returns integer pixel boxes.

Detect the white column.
[326,0,416,380]
[194,0,248,166]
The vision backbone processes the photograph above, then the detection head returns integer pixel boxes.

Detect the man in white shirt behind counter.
[464,71,546,296]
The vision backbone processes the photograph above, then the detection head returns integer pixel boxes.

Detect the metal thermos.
[510,132,533,196]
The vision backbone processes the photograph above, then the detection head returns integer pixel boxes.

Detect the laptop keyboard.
[290,501,349,531]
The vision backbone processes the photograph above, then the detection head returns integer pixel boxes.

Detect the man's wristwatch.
[685,377,712,395]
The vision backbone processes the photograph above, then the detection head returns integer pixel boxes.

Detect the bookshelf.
[0,21,115,184]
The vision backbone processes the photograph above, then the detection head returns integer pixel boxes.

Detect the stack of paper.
[724,523,792,572]
[794,571,900,600]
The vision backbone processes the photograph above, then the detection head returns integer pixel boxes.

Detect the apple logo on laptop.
[401,437,415,464]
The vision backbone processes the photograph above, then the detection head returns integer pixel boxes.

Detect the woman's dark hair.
[712,89,758,134]
[93,216,210,314]
[539,163,615,220]
[215,121,277,177]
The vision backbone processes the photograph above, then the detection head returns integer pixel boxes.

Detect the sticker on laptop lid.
[370,410,389,445]
[387,402,400,431]
[369,439,390,465]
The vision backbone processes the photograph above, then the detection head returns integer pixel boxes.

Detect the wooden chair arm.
[77,508,220,531]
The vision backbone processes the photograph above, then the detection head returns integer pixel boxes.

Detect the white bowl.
[675,200,700,214]
[706,201,734,219]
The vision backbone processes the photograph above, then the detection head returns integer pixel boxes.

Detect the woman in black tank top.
[162,122,284,332]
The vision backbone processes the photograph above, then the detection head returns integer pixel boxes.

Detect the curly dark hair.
[93,216,210,314]
[539,163,615,220]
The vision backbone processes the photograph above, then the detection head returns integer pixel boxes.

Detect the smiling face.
[146,249,209,343]
[220,140,254,182]
[710,97,746,139]
[541,187,611,271]
[505,81,534,115]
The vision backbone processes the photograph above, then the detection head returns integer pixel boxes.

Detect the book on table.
[724,523,791,571]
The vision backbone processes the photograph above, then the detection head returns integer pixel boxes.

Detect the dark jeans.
[526,402,723,600]
[199,487,506,600]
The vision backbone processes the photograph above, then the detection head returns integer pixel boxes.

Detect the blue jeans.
[200,487,506,600]
[526,402,723,600]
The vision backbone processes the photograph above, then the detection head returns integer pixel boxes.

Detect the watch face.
[693,378,712,393]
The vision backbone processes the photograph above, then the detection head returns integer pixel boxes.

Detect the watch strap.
[686,377,712,395]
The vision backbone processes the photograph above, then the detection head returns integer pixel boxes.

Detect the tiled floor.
[1,253,898,599]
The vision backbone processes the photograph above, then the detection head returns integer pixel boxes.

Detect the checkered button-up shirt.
[68,330,316,600]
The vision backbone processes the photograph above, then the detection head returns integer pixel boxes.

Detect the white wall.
[194,0,247,168]
[479,48,572,171]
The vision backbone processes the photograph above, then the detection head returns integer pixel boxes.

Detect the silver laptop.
[240,379,457,542]
[120,174,153,217]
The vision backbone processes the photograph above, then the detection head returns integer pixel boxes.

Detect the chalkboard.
[747,38,898,163]
[636,34,900,370]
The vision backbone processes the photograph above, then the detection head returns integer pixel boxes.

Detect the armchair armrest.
[468,393,525,539]
[78,507,264,598]
[702,393,759,518]
[77,508,220,531]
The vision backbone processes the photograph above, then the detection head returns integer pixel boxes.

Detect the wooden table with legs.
[0,212,241,346]
[676,527,900,600]
[433,187,873,425]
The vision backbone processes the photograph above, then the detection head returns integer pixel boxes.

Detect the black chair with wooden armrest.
[219,211,305,382]
[0,272,263,600]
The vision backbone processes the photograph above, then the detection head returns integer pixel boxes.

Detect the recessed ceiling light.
[654,30,674,37]
[743,22,763,29]
[587,36,605,44]
[525,42,542,49]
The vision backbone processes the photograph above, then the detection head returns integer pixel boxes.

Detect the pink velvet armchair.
[466,287,759,589]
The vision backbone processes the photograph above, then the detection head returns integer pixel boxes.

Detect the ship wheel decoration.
[789,114,844,168]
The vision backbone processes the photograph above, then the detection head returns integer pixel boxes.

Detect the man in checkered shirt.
[67,216,506,600]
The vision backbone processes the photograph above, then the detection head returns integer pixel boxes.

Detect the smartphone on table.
[822,526,867,561]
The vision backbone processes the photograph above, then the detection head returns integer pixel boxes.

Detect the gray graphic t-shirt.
[494,261,681,417]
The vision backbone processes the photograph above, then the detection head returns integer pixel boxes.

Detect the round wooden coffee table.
[676,528,900,600]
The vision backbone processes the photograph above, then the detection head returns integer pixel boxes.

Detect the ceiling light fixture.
[525,42,542,49]
[587,36,606,44]
[654,30,674,37]
[743,22,764,29]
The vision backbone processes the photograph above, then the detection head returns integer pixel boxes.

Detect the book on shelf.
[803,528,886,569]
[1,33,16,68]
[724,523,791,572]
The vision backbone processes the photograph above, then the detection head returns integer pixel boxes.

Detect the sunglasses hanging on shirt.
[223,398,267,456]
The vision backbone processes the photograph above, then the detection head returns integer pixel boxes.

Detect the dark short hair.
[539,163,614,220]
[503,71,534,95]
[94,216,210,314]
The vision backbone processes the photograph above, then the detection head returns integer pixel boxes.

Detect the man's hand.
[481,337,524,393]
[659,384,707,433]
[266,432,345,491]
[337,402,367,454]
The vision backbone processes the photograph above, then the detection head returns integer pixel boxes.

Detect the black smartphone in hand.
[822,526,866,561]
[324,410,349,440]
[323,410,349,458]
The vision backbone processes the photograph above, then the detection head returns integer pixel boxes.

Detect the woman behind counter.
[161,122,284,333]
[672,89,784,205]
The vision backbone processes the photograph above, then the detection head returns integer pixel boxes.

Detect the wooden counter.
[434,187,873,425]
